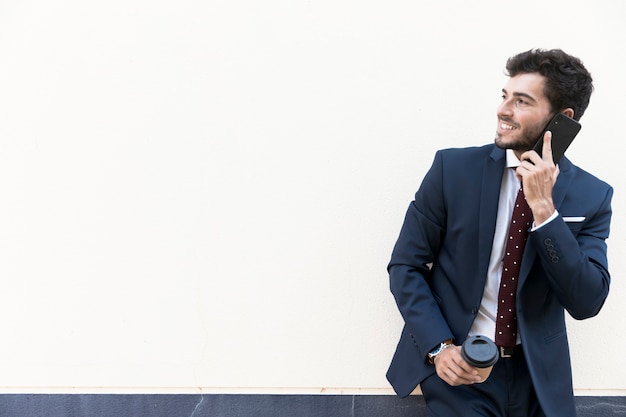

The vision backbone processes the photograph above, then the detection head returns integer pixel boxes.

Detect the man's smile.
[499,120,518,131]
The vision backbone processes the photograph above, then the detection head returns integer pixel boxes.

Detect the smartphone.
[532,113,581,164]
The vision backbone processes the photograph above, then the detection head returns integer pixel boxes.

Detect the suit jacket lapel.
[551,156,574,208]
[478,146,506,280]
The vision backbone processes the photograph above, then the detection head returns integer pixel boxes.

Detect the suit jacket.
[387,144,612,417]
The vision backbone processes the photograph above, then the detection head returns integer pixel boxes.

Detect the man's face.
[495,73,554,153]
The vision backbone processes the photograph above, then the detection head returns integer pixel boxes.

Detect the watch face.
[428,343,444,359]
[431,343,444,355]
[429,341,453,363]
[428,345,442,364]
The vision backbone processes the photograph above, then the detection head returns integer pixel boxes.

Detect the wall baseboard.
[0,394,624,416]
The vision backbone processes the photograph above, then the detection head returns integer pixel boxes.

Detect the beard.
[494,116,551,152]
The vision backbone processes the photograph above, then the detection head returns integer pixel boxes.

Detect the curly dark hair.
[505,49,593,120]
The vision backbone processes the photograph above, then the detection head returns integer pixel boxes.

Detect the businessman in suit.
[386,49,612,417]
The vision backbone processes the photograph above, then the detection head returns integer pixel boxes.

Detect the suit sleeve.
[388,151,454,358]
[530,185,612,319]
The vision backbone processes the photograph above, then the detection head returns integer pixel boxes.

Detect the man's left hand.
[517,131,560,225]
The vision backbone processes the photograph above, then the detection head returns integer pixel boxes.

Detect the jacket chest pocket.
[564,220,583,236]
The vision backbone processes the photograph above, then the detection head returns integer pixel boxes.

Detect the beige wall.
[0,0,624,395]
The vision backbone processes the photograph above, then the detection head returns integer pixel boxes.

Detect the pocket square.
[563,216,585,222]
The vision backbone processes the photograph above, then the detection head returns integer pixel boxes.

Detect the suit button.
[544,238,552,246]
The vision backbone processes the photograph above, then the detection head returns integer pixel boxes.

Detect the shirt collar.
[506,149,521,169]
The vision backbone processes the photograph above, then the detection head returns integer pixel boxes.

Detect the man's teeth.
[500,123,516,130]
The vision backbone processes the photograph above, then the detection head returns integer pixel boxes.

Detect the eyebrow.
[502,88,538,103]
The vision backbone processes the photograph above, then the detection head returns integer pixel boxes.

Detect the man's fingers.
[542,130,554,163]
[435,348,482,386]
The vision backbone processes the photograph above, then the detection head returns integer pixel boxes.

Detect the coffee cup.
[461,335,498,382]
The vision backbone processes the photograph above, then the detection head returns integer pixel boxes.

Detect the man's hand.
[433,345,483,386]
[517,131,560,225]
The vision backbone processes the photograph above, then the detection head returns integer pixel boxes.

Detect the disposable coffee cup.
[461,335,498,383]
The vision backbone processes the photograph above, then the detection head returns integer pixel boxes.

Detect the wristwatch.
[427,339,454,365]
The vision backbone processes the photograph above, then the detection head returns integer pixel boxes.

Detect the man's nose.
[497,100,514,118]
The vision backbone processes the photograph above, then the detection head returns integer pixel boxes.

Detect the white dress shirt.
[468,150,557,344]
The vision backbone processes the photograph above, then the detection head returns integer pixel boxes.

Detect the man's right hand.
[433,345,483,386]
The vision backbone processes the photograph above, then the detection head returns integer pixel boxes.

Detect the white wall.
[0,0,624,394]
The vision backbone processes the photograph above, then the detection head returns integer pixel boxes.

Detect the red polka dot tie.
[495,185,532,348]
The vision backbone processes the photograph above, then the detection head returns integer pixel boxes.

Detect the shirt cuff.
[531,210,559,231]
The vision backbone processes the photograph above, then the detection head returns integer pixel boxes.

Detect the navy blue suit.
[387,144,612,416]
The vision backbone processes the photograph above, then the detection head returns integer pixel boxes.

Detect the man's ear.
[561,108,575,118]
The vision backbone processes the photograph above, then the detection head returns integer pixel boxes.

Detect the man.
[386,49,612,417]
